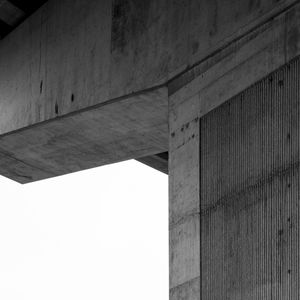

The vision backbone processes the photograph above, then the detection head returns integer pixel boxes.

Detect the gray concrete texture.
[0,0,299,182]
[170,45,300,300]
[2,1,300,300]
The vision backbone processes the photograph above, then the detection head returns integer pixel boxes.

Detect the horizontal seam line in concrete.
[169,211,200,230]
[170,275,200,291]
[169,161,299,229]
[201,160,299,216]
[168,0,300,96]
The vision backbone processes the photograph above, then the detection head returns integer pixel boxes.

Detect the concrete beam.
[136,152,168,174]
[0,87,167,183]
[169,1,300,121]
[2,0,296,135]
[0,0,298,183]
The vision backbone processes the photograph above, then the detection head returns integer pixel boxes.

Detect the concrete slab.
[0,87,168,183]
[0,0,298,182]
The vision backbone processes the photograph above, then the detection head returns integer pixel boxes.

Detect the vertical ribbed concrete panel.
[169,57,300,299]
[200,57,300,299]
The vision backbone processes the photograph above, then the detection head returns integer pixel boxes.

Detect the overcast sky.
[0,160,168,300]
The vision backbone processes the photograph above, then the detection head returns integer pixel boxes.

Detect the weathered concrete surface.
[169,49,300,300]
[0,0,297,134]
[0,87,167,183]
[169,8,300,293]
[201,59,300,299]
[169,1,300,117]
[0,0,300,183]
[169,78,200,300]
[1,0,300,299]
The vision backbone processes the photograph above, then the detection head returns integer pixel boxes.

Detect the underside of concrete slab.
[136,152,168,174]
[0,0,299,182]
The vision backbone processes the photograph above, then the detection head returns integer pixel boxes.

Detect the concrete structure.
[1,0,300,298]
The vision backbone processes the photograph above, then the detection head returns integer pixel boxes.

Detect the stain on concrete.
[191,41,199,54]
[40,80,43,94]
[111,0,151,53]
[55,102,58,115]
[278,79,284,87]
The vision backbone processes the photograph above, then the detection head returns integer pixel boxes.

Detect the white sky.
[0,160,168,300]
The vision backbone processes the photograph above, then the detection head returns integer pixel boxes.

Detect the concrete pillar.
[169,57,300,299]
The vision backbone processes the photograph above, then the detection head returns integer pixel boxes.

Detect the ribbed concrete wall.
[170,57,300,299]
[201,57,300,298]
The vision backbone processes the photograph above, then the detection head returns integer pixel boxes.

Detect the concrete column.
[169,72,201,299]
[169,57,300,299]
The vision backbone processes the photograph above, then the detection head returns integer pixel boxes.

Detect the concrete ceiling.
[0,0,168,179]
[0,0,47,38]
